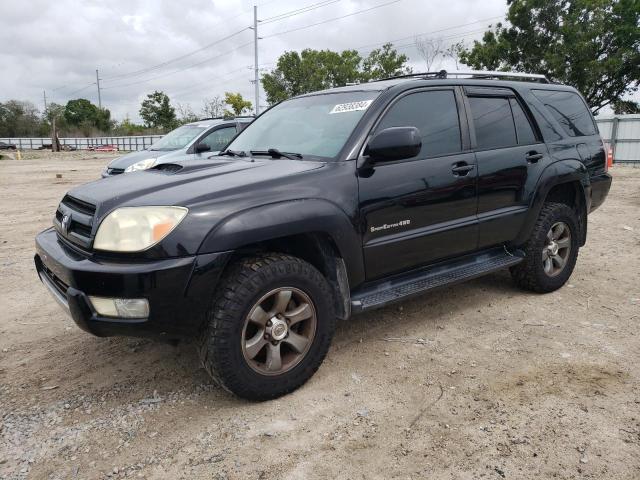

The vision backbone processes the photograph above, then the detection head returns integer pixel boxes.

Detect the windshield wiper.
[250,148,303,160]
[219,149,246,157]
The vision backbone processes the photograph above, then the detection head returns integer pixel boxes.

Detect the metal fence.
[0,135,162,152]
[596,114,640,165]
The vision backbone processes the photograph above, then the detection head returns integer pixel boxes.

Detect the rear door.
[465,87,546,248]
[358,87,478,280]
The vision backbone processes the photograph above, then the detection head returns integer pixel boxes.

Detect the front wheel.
[198,253,336,400]
[510,202,580,293]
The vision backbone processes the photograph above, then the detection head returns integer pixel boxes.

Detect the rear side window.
[201,126,237,151]
[509,98,537,145]
[468,97,517,150]
[376,90,462,157]
[532,90,596,137]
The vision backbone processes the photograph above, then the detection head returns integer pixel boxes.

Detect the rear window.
[532,90,596,137]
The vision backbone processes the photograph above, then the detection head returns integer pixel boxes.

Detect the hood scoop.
[150,163,183,174]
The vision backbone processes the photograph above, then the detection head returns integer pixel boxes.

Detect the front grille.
[54,195,97,249]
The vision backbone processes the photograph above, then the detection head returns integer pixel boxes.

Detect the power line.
[260,0,341,25]
[101,27,250,82]
[101,41,254,90]
[261,0,403,39]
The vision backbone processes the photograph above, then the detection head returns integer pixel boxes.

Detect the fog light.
[89,296,149,318]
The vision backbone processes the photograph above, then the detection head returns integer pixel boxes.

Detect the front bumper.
[35,228,231,339]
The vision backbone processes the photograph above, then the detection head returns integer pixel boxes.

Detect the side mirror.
[363,126,422,164]
[195,143,211,153]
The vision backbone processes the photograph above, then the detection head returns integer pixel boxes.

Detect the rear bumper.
[588,173,612,213]
[35,228,231,339]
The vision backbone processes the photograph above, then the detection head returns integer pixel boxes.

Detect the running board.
[351,248,523,314]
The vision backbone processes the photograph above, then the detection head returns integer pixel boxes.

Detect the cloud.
[0,0,508,122]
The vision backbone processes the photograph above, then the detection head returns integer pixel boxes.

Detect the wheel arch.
[515,160,589,247]
[198,199,365,319]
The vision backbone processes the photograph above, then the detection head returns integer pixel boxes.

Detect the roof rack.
[374,69,549,84]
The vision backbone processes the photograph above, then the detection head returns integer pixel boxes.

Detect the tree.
[176,103,199,124]
[360,43,412,82]
[443,41,466,70]
[223,92,253,116]
[64,99,98,126]
[261,44,411,104]
[139,91,177,130]
[0,100,42,137]
[459,0,640,114]
[202,95,225,118]
[414,37,444,71]
[613,99,640,114]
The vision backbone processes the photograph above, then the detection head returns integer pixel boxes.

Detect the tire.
[197,253,336,400]
[510,202,580,293]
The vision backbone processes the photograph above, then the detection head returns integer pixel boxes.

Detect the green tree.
[223,92,253,116]
[261,44,411,104]
[360,43,411,82]
[0,100,42,137]
[139,91,177,130]
[459,0,640,113]
[613,99,640,114]
[64,99,98,126]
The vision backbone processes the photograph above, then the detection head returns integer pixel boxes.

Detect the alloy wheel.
[542,221,571,277]
[241,287,317,376]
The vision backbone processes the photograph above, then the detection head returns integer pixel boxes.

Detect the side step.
[350,247,523,314]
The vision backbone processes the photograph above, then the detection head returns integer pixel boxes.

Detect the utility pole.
[253,5,259,116]
[96,69,102,109]
[43,90,47,112]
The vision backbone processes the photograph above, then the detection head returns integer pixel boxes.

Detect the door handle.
[451,163,475,175]
[526,151,544,163]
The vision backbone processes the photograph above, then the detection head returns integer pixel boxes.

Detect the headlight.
[93,206,188,252]
[124,158,157,173]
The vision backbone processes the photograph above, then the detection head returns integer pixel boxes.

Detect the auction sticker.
[329,100,373,114]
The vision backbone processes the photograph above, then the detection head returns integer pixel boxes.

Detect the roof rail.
[374,69,549,83]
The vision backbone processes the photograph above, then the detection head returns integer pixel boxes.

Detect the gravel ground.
[1,152,639,480]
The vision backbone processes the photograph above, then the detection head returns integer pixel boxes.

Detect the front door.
[358,88,478,280]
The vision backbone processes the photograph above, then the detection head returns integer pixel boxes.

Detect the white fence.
[0,135,162,152]
[596,114,640,165]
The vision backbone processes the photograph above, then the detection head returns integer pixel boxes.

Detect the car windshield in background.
[150,125,207,151]
[225,91,381,160]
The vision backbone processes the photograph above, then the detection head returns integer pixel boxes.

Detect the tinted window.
[201,126,236,151]
[468,96,517,150]
[376,90,462,157]
[510,98,537,145]
[532,90,596,137]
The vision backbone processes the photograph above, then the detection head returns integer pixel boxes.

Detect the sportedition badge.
[329,100,373,114]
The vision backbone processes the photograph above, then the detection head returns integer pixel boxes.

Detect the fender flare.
[514,159,590,246]
[198,198,365,286]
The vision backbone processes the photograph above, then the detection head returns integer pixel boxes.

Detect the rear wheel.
[198,253,336,400]
[510,202,580,293]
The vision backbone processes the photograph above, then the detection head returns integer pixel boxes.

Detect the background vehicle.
[90,144,118,152]
[102,117,253,177]
[0,141,17,150]
[35,71,611,400]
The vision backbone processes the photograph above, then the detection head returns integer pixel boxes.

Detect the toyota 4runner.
[35,71,612,400]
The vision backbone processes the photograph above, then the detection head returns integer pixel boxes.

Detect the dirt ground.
[1,152,639,480]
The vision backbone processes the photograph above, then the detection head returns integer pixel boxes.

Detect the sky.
[0,0,511,122]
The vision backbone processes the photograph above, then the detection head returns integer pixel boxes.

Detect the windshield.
[150,125,207,151]
[225,91,380,159]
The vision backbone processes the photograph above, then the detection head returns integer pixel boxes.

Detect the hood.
[107,149,180,170]
[69,157,325,217]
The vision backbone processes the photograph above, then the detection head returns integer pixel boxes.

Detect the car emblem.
[61,214,72,234]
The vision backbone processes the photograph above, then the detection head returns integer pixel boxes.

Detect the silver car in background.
[102,117,253,177]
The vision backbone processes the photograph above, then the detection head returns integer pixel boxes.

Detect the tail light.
[603,142,614,172]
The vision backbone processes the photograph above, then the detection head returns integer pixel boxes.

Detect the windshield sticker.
[329,100,373,114]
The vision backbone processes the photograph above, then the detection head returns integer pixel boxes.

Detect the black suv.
[35,71,612,400]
